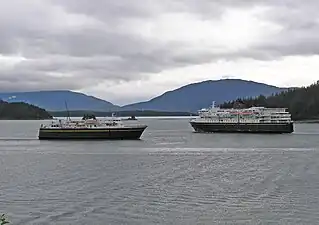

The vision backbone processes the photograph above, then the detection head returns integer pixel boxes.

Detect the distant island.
[0,79,286,112]
[0,101,52,120]
[122,79,287,112]
[220,81,319,121]
[50,110,195,118]
[1,78,318,121]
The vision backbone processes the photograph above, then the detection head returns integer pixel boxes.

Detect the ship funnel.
[212,101,216,108]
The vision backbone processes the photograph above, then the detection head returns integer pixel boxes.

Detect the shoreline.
[0,116,318,123]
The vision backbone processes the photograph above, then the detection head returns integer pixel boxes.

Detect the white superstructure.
[40,117,145,129]
[193,102,292,124]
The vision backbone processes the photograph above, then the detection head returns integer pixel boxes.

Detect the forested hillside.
[220,81,319,120]
[0,101,52,119]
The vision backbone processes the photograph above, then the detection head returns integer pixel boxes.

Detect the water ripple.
[1,121,319,224]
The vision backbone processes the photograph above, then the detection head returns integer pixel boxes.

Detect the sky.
[0,0,318,105]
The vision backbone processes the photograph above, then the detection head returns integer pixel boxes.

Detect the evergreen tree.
[220,81,319,120]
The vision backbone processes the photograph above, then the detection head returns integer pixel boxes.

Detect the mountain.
[122,79,287,112]
[0,79,289,113]
[0,100,52,120]
[220,81,319,120]
[50,110,193,117]
[0,90,120,112]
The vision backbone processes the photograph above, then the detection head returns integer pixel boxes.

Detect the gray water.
[1,118,319,224]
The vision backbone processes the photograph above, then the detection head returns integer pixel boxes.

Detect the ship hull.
[190,122,294,134]
[38,126,147,140]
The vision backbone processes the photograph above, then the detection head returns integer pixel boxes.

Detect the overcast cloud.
[0,0,318,104]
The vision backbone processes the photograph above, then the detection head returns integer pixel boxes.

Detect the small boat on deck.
[123,116,137,121]
[38,115,147,140]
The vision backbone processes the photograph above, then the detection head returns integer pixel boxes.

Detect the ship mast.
[64,101,71,121]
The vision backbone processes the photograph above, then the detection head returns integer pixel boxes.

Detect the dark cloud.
[0,0,318,96]
[253,1,319,57]
[51,0,157,21]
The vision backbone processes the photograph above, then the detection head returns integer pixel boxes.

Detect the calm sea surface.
[1,117,319,224]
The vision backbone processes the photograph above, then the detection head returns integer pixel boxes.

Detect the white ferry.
[38,114,148,140]
[190,102,294,133]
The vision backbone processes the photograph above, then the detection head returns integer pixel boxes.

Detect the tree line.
[0,101,52,120]
[220,81,319,120]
